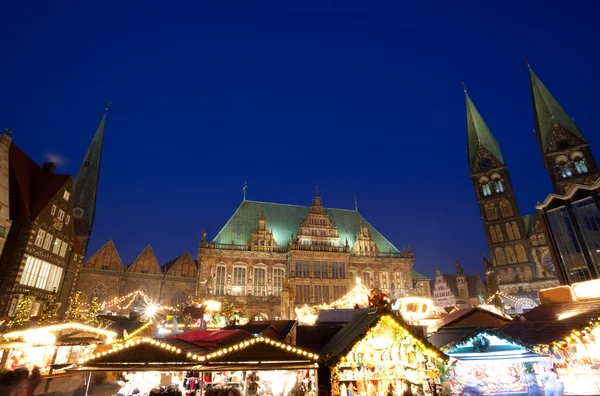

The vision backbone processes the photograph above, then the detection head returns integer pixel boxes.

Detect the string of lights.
[123,321,153,341]
[79,336,320,365]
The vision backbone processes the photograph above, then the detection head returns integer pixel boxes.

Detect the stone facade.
[78,241,198,310]
[430,262,487,309]
[198,192,427,321]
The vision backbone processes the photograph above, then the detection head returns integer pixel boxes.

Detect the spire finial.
[242,182,247,201]
[461,81,467,93]
[315,185,319,196]
[524,56,531,68]
[354,193,358,212]
[105,100,112,111]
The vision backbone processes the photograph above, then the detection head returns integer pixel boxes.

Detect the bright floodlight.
[146,304,157,317]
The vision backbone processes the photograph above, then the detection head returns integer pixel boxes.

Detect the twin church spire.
[466,64,598,195]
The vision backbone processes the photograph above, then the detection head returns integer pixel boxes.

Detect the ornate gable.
[83,240,124,271]
[246,212,278,251]
[127,245,161,275]
[164,252,198,278]
[293,191,343,249]
[352,223,379,256]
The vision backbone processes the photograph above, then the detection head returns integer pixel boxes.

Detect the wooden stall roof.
[499,298,600,345]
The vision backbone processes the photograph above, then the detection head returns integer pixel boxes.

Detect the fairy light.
[79,336,320,365]
[4,323,117,344]
[123,321,153,341]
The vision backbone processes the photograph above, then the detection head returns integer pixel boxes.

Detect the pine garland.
[6,291,32,330]
[441,327,535,353]
[39,288,60,325]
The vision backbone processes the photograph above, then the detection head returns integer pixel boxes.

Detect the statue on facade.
[201,229,207,243]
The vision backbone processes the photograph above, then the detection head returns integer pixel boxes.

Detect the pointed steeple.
[465,92,504,170]
[72,107,107,254]
[528,65,586,153]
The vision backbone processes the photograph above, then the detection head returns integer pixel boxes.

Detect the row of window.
[294,261,347,279]
[494,244,528,265]
[20,255,63,291]
[50,205,71,225]
[34,230,69,257]
[489,222,522,243]
[481,181,504,196]
[214,266,286,297]
[295,284,348,304]
[484,199,514,221]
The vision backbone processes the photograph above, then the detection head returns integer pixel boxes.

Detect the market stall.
[500,279,600,395]
[72,330,320,396]
[0,323,117,375]
[320,308,445,396]
[443,330,552,395]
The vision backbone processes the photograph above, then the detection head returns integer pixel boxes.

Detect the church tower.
[466,91,539,290]
[528,65,600,195]
[72,107,107,256]
[455,260,469,305]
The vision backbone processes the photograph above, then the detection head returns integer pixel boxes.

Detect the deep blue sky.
[2,1,599,279]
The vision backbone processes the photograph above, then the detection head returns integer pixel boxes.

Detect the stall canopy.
[427,307,512,349]
[320,307,445,364]
[499,297,600,346]
[444,330,542,360]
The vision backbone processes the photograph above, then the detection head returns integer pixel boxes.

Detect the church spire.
[465,91,504,170]
[528,65,586,153]
[72,106,107,255]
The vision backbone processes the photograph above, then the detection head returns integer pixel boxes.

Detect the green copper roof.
[529,67,585,153]
[213,200,400,253]
[411,270,430,281]
[466,93,504,169]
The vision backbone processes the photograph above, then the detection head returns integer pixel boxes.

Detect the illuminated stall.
[0,323,117,375]
[444,330,552,395]
[321,308,444,396]
[72,330,320,396]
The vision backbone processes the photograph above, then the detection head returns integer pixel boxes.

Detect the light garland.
[123,321,153,341]
[3,323,117,344]
[485,291,538,309]
[79,336,320,365]
[545,315,600,353]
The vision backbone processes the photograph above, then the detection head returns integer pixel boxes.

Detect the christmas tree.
[220,296,235,324]
[65,291,83,323]
[39,288,60,325]
[6,291,32,330]
[85,297,99,326]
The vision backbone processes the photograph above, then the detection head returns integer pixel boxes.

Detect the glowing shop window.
[20,255,63,291]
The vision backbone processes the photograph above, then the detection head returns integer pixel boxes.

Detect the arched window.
[512,222,521,239]
[253,266,267,296]
[90,284,108,304]
[272,265,286,297]
[500,199,514,218]
[495,181,504,193]
[523,266,533,281]
[515,244,528,263]
[215,264,226,296]
[494,225,504,242]
[171,292,186,307]
[506,223,514,240]
[543,251,556,274]
[495,247,506,265]
[505,246,517,264]
[556,156,573,178]
[232,264,247,296]
[481,184,492,196]
[485,203,499,221]
[489,226,497,243]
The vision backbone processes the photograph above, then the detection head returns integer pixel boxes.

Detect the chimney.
[42,162,56,174]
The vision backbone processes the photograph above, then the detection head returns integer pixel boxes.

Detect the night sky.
[3,1,600,279]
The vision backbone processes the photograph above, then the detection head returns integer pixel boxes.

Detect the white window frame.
[65,215,70,225]
[20,255,63,291]
[35,230,46,247]
[43,233,53,250]
[215,265,226,296]
[52,238,62,254]
[232,265,247,296]
[58,210,65,221]
[63,191,70,201]
[253,265,267,296]
[59,241,68,257]
[272,265,285,297]
[51,205,57,215]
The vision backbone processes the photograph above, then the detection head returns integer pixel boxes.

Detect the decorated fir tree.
[85,297,99,326]
[220,296,235,324]
[39,288,60,325]
[65,291,83,323]
[6,291,32,330]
